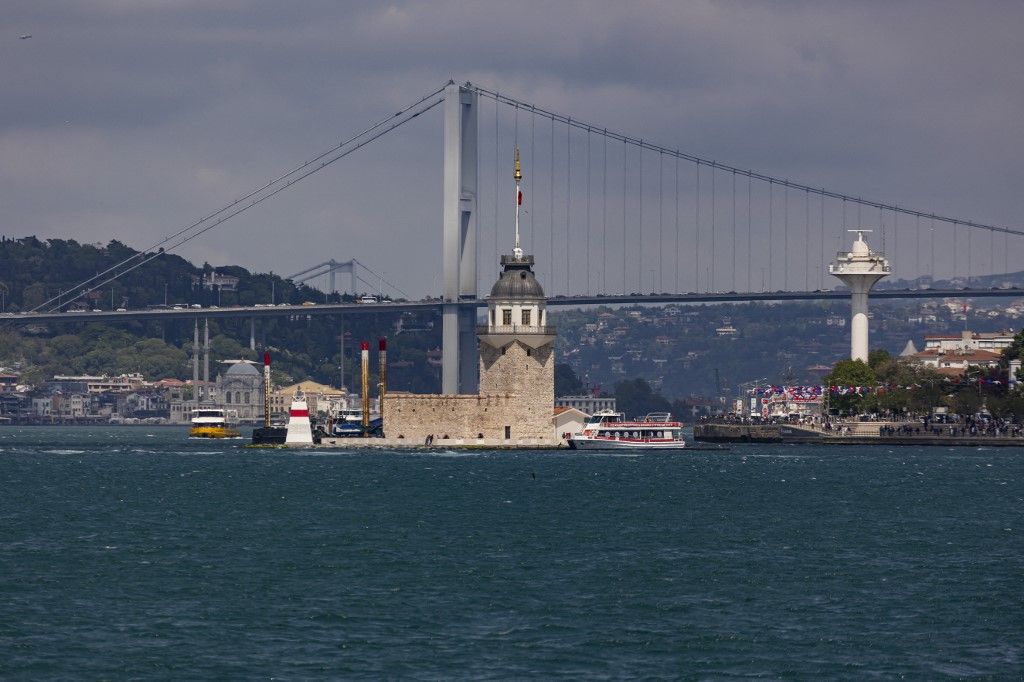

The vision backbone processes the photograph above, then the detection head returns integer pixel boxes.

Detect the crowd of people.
[702,411,1024,439]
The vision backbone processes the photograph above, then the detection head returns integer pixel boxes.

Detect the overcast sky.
[3,1,1023,297]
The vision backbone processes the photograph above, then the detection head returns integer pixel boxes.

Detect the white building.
[922,330,1016,353]
[555,395,616,414]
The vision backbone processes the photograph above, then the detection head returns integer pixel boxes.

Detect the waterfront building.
[51,373,145,394]
[270,381,350,419]
[555,395,617,414]
[899,329,1017,378]
[910,348,1003,377]
[554,406,589,445]
[922,330,1017,353]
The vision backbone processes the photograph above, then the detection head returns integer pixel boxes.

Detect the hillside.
[1,236,1022,400]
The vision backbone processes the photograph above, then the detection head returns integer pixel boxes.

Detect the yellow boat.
[189,408,241,438]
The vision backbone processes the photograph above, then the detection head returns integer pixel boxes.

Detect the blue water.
[0,427,1020,679]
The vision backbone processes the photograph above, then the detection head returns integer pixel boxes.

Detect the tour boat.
[567,410,686,450]
[189,408,241,438]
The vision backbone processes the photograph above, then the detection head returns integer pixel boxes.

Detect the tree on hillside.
[867,348,892,370]
[555,363,585,396]
[614,378,671,418]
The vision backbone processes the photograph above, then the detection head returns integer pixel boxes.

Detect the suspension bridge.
[2,81,1022,393]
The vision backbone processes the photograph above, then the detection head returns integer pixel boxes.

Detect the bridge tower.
[829,230,891,363]
[441,81,478,394]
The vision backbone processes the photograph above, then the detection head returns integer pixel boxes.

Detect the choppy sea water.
[0,426,1020,679]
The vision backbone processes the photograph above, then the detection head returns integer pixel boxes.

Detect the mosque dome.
[224,361,260,377]
[488,254,546,300]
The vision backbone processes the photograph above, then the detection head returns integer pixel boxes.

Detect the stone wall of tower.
[382,340,555,445]
[479,340,554,440]
[384,393,542,443]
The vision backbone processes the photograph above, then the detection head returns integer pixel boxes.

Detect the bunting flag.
[517,189,523,205]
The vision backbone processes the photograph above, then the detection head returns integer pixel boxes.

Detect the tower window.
[526,348,532,357]
[504,425,511,439]
[521,309,531,326]
[502,309,512,325]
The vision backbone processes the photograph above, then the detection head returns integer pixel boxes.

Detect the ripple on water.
[0,429,1020,679]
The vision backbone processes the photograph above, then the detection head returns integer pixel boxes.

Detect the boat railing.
[641,412,672,423]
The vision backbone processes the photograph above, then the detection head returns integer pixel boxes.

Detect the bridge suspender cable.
[473,85,1024,239]
[34,85,447,313]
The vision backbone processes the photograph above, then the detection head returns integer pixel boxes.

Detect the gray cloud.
[2,0,1022,296]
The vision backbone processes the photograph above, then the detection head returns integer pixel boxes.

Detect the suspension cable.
[710,164,716,292]
[638,142,643,292]
[550,116,555,287]
[658,151,663,292]
[915,214,920,280]
[804,189,810,291]
[586,128,591,295]
[819,193,824,289]
[732,171,737,291]
[623,139,627,294]
[352,259,410,299]
[475,85,1023,238]
[695,161,700,292]
[783,184,788,290]
[40,93,443,312]
[566,118,572,295]
[674,154,680,293]
[602,131,607,294]
[529,106,535,252]
[953,222,958,280]
[748,175,753,292]
[33,84,447,312]
[768,180,773,291]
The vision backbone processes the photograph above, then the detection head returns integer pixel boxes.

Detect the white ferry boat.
[568,411,686,450]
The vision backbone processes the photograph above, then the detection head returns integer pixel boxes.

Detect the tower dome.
[489,254,546,299]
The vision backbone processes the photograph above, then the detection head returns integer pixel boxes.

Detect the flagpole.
[514,146,523,258]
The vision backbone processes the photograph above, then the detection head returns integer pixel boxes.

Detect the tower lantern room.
[480,253,554,346]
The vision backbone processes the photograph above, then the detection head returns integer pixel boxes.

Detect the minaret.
[829,229,891,362]
[476,148,556,440]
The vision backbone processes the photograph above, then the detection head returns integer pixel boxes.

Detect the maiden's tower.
[382,148,558,446]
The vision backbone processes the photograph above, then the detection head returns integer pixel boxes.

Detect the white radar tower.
[829,229,891,363]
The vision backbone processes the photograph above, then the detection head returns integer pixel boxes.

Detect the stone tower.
[477,253,556,440]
